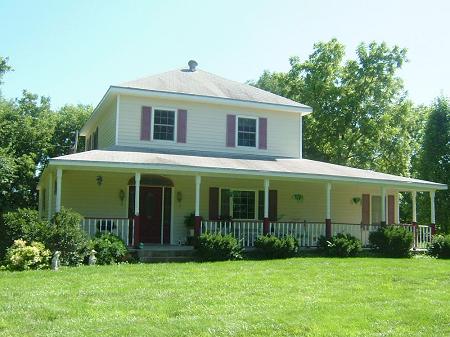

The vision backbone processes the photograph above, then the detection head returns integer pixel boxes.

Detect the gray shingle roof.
[118,68,310,110]
[49,148,446,190]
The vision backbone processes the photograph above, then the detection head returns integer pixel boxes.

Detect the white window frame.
[235,115,258,149]
[151,107,177,143]
[220,188,259,220]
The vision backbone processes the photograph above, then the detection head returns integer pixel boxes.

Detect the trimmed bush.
[254,235,298,259]
[0,208,49,259]
[45,208,89,266]
[428,234,450,259]
[317,233,362,257]
[369,226,413,257]
[1,208,90,266]
[89,232,128,264]
[194,233,243,261]
[3,239,50,271]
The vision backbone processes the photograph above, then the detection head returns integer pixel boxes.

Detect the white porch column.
[381,186,386,225]
[55,168,62,213]
[47,172,53,220]
[299,115,303,159]
[195,175,201,217]
[264,178,270,218]
[430,190,436,224]
[194,175,202,236]
[38,187,43,218]
[395,193,400,224]
[325,183,331,220]
[412,190,417,224]
[134,172,141,216]
[325,183,332,238]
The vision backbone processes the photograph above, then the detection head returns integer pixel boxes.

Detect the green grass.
[0,257,449,337]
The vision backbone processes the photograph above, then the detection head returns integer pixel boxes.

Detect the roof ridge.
[116,67,310,109]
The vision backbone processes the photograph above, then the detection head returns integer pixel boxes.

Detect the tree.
[252,39,424,176]
[48,104,92,159]
[0,56,12,87]
[418,97,450,232]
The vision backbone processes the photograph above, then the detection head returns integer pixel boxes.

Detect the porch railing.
[200,221,325,247]
[81,217,135,246]
[332,223,381,247]
[270,222,326,247]
[200,220,433,250]
[201,221,263,247]
[332,223,433,249]
[400,224,433,249]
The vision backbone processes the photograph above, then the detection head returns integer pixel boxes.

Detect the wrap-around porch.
[39,168,438,250]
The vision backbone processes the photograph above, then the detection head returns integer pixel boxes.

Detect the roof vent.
[188,60,198,72]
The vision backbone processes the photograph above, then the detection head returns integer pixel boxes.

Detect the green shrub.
[89,232,128,264]
[428,234,450,259]
[194,233,243,261]
[254,235,298,259]
[3,239,50,271]
[369,226,413,257]
[45,208,89,266]
[317,233,362,257]
[0,208,49,259]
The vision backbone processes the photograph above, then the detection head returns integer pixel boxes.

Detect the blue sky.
[1,0,449,109]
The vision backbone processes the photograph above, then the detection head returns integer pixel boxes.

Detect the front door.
[140,187,163,243]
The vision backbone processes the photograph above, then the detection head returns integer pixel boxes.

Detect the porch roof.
[48,148,447,191]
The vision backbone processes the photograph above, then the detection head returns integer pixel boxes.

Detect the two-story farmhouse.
[37,61,447,248]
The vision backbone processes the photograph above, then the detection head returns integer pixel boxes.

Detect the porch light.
[177,191,183,203]
[119,189,125,204]
[352,197,361,205]
[96,175,103,186]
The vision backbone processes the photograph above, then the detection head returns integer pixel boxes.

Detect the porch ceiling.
[47,148,447,191]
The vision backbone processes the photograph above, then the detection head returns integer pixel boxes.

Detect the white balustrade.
[270,222,326,247]
[201,221,264,247]
[81,217,134,246]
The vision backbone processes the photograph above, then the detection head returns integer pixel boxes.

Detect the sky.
[1,0,449,109]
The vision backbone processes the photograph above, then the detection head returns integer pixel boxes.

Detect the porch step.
[129,245,195,262]
[139,256,194,263]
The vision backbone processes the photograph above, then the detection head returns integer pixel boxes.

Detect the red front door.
[140,187,163,243]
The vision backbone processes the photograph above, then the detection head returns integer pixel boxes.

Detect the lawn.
[0,257,449,337]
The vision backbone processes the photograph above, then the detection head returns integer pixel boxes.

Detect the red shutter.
[177,109,187,143]
[362,194,370,225]
[388,195,395,224]
[269,190,277,221]
[258,117,267,149]
[226,114,236,147]
[140,106,151,140]
[209,187,220,220]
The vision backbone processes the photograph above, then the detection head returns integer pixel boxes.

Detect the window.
[153,109,175,141]
[371,195,383,225]
[237,117,257,147]
[232,190,256,220]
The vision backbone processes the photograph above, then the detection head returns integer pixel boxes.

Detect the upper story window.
[237,116,257,147]
[153,109,176,141]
